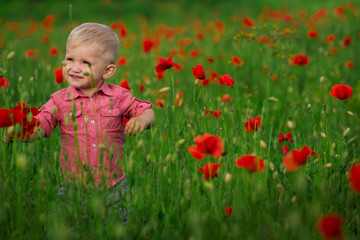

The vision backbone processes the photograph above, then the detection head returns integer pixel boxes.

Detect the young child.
[5,22,155,223]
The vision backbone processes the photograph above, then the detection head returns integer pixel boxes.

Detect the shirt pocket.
[62,109,83,132]
[100,106,122,130]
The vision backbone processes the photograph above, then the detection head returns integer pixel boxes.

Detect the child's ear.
[103,64,117,80]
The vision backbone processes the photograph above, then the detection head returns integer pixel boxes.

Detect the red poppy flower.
[278,131,294,143]
[213,110,221,118]
[342,36,352,48]
[54,67,65,84]
[42,34,50,43]
[317,214,344,240]
[283,145,312,171]
[199,163,221,180]
[281,145,290,155]
[0,76,10,87]
[345,61,354,69]
[138,84,145,92]
[244,117,261,132]
[307,29,319,39]
[142,39,154,53]
[155,55,177,73]
[188,133,224,160]
[205,109,211,117]
[192,65,206,80]
[330,84,353,100]
[155,99,163,108]
[206,57,215,63]
[119,79,131,90]
[243,16,255,28]
[348,162,360,194]
[231,56,244,67]
[224,206,233,216]
[334,6,345,16]
[190,49,201,58]
[325,34,335,44]
[218,74,234,87]
[48,46,59,56]
[221,94,232,102]
[0,102,41,140]
[329,47,338,55]
[116,55,127,66]
[236,154,265,173]
[292,54,309,65]
[25,49,38,59]
[198,78,210,86]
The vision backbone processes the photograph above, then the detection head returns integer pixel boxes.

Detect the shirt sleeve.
[123,91,153,118]
[34,97,61,138]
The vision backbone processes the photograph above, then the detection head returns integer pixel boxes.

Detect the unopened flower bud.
[287,120,295,129]
[7,51,15,60]
[159,87,170,93]
[320,132,326,138]
[267,96,278,102]
[83,71,89,76]
[320,76,324,82]
[224,173,232,183]
[343,128,350,137]
[260,140,267,150]
[325,163,332,168]
[291,196,297,203]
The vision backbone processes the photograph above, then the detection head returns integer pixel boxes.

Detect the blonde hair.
[67,22,119,63]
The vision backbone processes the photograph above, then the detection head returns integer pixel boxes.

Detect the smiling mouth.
[69,74,84,79]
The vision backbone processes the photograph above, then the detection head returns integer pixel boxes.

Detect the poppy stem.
[170,70,175,110]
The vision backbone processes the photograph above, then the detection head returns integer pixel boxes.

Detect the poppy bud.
[320,76,325,82]
[272,171,279,180]
[16,153,28,170]
[320,132,326,138]
[347,111,353,116]
[6,125,15,136]
[267,96,278,102]
[276,183,284,192]
[165,153,172,163]
[325,163,332,168]
[260,140,267,149]
[137,139,143,149]
[203,182,214,191]
[159,87,170,93]
[343,128,350,137]
[287,120,295,129]
[7,51,15,60]
[224,173,232,183]
[291,196,297,203]
[177,139,185,146]
[52,106,58,115]
[269,162,275,171]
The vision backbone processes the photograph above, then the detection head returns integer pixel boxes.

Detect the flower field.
[0,0,360,239]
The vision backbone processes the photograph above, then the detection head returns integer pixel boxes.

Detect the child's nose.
[71,62,82,72]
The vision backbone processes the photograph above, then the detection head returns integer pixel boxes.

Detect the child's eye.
[66,58,73,61]
[83,61,91,66]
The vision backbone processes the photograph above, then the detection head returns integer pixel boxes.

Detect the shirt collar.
[64,82,114,100]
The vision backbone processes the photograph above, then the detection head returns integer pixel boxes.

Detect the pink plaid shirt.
[35,83,152,187]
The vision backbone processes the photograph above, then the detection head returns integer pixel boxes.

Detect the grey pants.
[58,176,129,224]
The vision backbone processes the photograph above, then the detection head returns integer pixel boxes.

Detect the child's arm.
[124,109,155,136]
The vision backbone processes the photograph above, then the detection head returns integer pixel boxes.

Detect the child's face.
[64,43,112,96]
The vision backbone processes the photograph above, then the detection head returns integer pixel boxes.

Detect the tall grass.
[1,0,359,239]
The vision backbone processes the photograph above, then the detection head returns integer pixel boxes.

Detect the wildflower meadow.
[0,0,360,239]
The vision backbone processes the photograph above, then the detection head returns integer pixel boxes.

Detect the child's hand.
[124,117,146,136]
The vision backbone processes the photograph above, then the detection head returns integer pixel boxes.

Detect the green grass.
[1,0,360,239]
